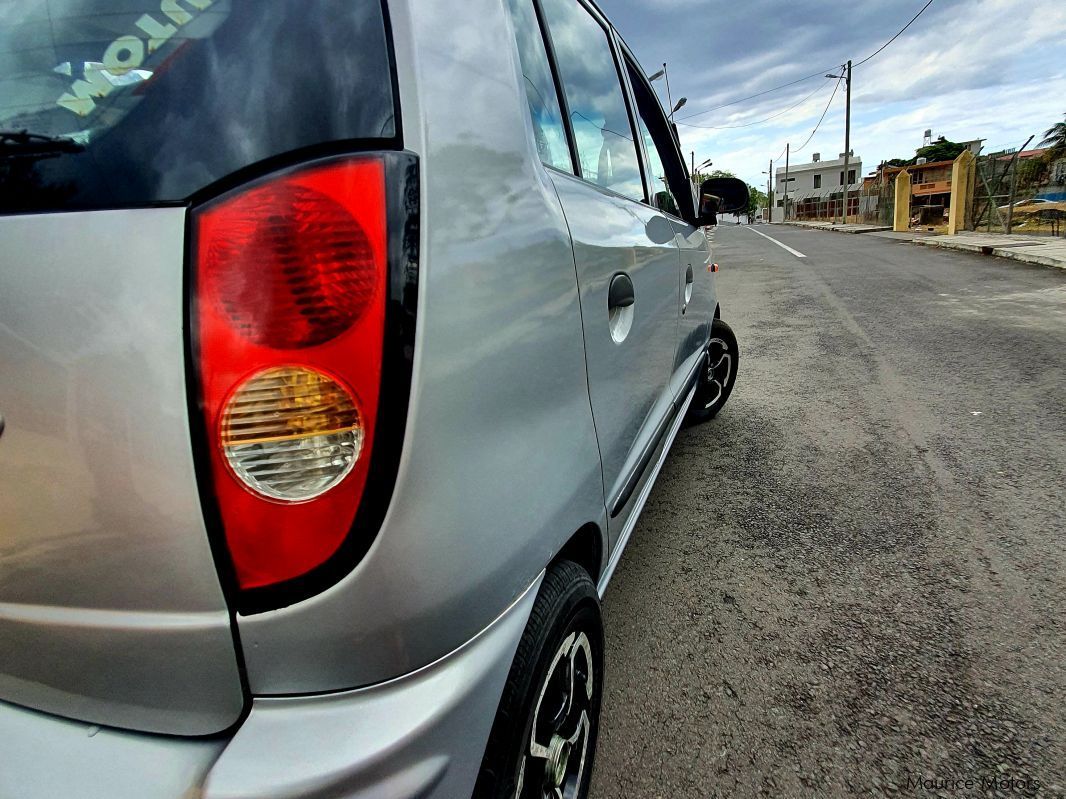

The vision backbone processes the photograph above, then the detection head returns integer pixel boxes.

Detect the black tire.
[474,560,604,799]
[687,318,739,425]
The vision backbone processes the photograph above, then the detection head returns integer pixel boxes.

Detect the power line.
[789,73,842,155]
[854,0,935,67]
[774,1,934,160]
[676,81,830,131]
[675,66,840,122]
[676,0,935,124]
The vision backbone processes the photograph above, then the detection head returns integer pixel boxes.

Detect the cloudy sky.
[597,0,1066,190]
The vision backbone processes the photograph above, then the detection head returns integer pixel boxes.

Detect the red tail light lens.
[193,158,387,591]
[201,181,379,349]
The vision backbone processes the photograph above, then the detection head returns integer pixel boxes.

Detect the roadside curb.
[910,237,1066,270]
[780,222,892,235]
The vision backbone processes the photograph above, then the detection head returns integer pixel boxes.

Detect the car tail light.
[192,157,387,593]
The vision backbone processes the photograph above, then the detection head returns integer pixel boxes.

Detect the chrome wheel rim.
[515,631,595,799]
[703,337,733,409]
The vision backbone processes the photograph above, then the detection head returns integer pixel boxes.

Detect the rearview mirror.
[697,177,749,226]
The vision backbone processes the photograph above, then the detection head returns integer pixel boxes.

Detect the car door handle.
[682,264,694,314]
[608,273,635,309]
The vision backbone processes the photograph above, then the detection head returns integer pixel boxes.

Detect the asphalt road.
[590,224,1066,798]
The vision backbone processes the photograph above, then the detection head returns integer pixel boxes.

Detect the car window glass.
[504,0,571,171]
[624,57,684,217]
[634,115,677,215]
[539,0,643,201]
[0,0,396,213]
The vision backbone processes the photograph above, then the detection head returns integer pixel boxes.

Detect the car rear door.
[534,0,680,551]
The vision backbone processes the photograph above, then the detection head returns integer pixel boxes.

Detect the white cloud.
[604,0,1066,186]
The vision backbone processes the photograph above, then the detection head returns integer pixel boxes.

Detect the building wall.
[880,160,955,200]
[772,155,862,210]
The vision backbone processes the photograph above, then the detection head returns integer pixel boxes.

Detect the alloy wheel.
[515,631,595,799]
[703,336,733,409]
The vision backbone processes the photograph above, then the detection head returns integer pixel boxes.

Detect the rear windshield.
[0,0,397,214]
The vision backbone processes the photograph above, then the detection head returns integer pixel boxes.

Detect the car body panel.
[0,209,244,735]
[673,220,715,370]
[233,0,605,694]
[547,171,680,549]
[0,697,227,799]
[205,574,541,799]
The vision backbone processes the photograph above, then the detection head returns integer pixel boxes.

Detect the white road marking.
[745,226,807,258]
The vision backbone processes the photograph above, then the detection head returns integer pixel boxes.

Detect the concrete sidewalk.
[908,232,1066,270]
[781,221,1066,270]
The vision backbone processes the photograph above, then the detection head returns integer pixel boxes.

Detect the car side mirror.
[696,177,749,227]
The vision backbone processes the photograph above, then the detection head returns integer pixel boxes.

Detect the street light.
[670,97,687,118]
[692,156,713,184]
[649,62,675,122]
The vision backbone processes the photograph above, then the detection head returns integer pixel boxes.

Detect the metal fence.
[783,182,892,225]
[972,149,1066,236]
[973,149,1016,232]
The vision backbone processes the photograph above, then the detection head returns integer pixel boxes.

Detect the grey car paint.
[203,574,542,799]
[0,697,227,799]
[0,0,720,793]
[235,0,607,694]
[234,0,716,696]
[0,209,244,735]
[549,170,679,551]
[673,221,716,368]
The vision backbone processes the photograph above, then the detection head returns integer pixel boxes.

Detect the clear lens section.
[221,367,363,501]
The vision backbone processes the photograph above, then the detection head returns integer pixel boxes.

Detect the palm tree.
[1039,113,1066,163]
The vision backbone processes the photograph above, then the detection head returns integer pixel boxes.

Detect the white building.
[772,152,862,218]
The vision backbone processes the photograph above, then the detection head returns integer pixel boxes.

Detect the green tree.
[692,167,735,186]
[1039,113,1066,163]
[1016,156,1048,191]
[912,136,967,164]
[747,185,767,219]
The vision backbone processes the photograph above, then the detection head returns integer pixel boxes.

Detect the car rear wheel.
[687,318,739,425]
[474,560,604,799]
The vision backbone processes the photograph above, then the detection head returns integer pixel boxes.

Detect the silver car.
[0,0,743,796]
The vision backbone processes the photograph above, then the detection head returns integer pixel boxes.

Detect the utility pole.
[840,59,852,225]
[692,151,695,177]
[784,143,790,221]
[768,159,773,223]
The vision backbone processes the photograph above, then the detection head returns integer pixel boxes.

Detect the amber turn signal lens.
[220,366,363,501]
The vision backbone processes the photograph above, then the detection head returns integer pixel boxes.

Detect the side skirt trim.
[596,382,696,597]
